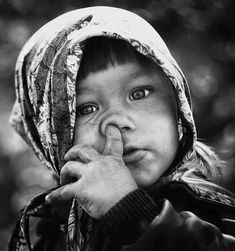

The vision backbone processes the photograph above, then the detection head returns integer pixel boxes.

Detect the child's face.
[73,61,179,188]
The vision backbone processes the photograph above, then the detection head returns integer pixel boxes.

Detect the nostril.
[121,126,131,131]
[100,112,136,136]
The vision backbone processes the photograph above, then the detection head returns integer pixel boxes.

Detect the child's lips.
[122,148,146,164]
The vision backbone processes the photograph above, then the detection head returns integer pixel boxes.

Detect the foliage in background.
[0,0,235,249]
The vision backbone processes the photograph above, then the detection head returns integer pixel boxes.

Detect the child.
[9,6,235,251]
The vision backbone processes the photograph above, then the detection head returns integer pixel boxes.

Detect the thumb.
[103,125,123,158]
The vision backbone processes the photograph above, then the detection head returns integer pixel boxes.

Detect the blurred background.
[0,0,235,249]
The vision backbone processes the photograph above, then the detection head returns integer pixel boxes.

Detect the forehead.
[76,61,173,96]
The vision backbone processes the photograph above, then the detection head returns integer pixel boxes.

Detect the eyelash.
[76,103,99,117]
[77,86,153,117]
[129,86,153,101]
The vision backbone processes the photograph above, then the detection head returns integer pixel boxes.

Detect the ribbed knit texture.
[99,189,162,237]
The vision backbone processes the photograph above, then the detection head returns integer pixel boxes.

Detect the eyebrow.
[76,85,93,94]
[128,68,153,81]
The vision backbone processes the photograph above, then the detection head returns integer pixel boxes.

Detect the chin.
[128,159,169,188]
[133,172,160,189]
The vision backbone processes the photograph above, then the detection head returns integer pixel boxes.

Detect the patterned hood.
[11,6,196,175]
[10,7,235,251]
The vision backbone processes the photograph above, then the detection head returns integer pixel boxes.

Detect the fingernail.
[45,195,51,204]
[64,153,68,160]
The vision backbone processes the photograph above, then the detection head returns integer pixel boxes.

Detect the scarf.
[9,6,197,251]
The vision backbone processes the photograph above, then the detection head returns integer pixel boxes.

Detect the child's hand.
[45,125,138,219]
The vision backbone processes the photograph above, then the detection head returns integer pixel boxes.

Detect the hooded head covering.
[11,6,196,175]
[10,6,198,250]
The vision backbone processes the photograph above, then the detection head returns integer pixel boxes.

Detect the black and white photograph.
[0,1,235,250]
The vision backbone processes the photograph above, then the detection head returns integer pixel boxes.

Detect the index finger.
[103,125,123,158]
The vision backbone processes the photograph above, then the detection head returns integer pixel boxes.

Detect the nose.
[100,111,136,136]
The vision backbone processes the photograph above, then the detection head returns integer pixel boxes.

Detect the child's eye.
[130,87,152,101]
[77,104,99,116]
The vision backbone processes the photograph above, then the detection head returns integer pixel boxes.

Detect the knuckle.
[78,144,90,150]
[61,161,73,173]
[180,211,196,220]
[99,158,119,174]
[60,161,77,183]
[110,136,121,144]
[68,144,80,153]
[183,214,219,239]
[71,144,89,152]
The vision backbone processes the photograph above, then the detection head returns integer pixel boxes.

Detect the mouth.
[122,147,146,164]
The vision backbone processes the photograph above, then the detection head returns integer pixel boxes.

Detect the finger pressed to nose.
[103,125,123,157]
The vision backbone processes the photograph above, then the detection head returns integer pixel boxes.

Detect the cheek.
[138,109,178,151]
[73,123,101,148]
[155,124,179,170]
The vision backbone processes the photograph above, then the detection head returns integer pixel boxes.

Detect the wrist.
[99,188,162,237]
[103,183,138,216]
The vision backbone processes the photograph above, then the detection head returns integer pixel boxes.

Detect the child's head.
[73,37,179,187]
[11,6,221,184]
